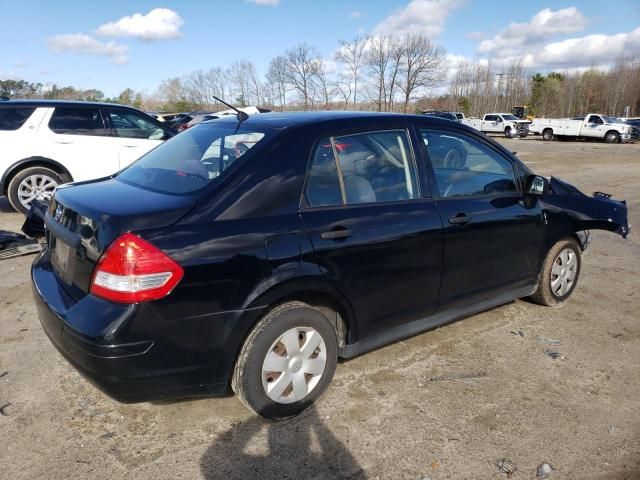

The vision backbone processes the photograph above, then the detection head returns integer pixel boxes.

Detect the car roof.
[209,111,462,130]
[0,99,140,109]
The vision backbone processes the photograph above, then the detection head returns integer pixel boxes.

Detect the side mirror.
[525,174,549,195]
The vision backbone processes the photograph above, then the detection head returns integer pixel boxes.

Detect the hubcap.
[262,326,327,404]
[17,175,58,209]
[550,248,577,297]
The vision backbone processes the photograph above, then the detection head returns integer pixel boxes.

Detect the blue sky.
[1,0,639,97]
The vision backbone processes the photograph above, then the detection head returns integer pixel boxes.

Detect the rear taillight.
[90,233,183,304]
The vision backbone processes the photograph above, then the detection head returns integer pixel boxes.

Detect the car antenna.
[213,96,249,122]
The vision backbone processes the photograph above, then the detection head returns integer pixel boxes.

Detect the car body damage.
[542,177,629,239]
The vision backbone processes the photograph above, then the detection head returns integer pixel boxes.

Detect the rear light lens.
[90,233,183,304]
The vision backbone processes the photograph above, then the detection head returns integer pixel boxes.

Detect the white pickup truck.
[530,114,637,143]
[462,113,530,138]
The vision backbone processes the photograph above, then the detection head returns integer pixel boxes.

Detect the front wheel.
[529,238,581,306]
[232,302,338,420]
[504,127,512,138]
[604,131,620,144]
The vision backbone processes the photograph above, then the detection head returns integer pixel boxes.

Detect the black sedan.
[27,111,629,419]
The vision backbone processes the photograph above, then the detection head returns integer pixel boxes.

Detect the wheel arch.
[1,157,73,195]
[243,276,357,348]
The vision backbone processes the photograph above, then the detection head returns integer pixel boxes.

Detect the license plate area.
[51,236,74,285]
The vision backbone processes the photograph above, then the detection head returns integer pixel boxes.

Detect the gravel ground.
[0,137,638,479]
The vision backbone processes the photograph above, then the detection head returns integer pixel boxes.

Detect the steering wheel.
[177,159,209,182]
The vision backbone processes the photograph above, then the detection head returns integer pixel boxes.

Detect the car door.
[299,128,444,339]
[44,106,120,181]
[103,107,171,168]
[483,115,500,133]
[417,126,545,310]
[582,115,605,138]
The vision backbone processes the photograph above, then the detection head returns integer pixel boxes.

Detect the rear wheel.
[529,238,581,306]
[7,167,65,215]
[542,129,554,141]
[232,302,338,420]
[604,131,620,144]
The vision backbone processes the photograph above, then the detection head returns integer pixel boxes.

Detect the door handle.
[55,140,74,144]
[121,144,138,148]
[448,213,472,225]
[321,229,353,240]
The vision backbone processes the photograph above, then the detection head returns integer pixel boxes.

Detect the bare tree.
[364,35,394,111]
[283,43,321,110]
[266,55,289,111]
[332,75,352,109]
[228,61,260,106]
[335,35,369,107]
[313,60,331,109]
[386,39,403,111]
[396,34,445,113]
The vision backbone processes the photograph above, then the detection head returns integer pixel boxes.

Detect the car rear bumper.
[31,250,247,402]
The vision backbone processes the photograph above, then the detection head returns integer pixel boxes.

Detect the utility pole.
[494,73,504,112]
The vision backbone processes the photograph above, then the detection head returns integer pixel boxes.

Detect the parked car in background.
[420,110,460,122]
[530,114,637,143]
[177,113,220,132]
[0,99,175,213]
[28,111,628,420]
[462,113,529,138]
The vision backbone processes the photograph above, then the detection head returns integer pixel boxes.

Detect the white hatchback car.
[0,100,175,213]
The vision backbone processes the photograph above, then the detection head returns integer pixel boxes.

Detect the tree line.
[2,35,639,118]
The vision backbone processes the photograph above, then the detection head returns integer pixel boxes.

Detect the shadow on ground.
[200,406,365,480]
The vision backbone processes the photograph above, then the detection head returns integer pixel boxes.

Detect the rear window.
[49,107,107,136]
[117,123,271,194]
[0,107,35,130]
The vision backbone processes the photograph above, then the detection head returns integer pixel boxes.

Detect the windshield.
[117,123,271,194]
[501,115,518,121]
[603,116,621,123]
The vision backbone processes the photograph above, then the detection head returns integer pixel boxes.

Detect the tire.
[232,301,338,420]
[7,166,65,215]
[542,129,554,141]
[604,131,620,144]
[504,127,512,138]
[529,238,581,306]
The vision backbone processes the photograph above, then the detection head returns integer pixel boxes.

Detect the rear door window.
[0,107,35,130]
[106,108,167,140]
[305,130,418,207]
[116,123,270,194]
[49,107,107,136]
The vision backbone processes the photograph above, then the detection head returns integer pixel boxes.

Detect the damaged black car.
[27,112,629,419]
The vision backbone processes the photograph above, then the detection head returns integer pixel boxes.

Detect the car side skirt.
[339,283,537,358]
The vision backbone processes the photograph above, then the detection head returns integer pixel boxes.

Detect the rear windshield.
[0,107,35,130]
[117,122,272,194]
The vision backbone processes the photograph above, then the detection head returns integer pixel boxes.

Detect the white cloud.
[373,0,464,37]
[96,8,183,41]
[518,27,640,70]
[47,33,129,65]
[246,0,281,6]
[478,7,586,57]
[349,11,362,19]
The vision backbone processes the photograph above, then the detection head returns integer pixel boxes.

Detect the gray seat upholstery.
[344,175,376,204]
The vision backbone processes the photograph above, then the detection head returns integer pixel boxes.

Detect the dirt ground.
[0,137,638,480]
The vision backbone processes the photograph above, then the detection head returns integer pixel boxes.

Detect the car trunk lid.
[44,178,196,297]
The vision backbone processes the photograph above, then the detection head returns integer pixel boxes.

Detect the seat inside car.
[344,175,376,204]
